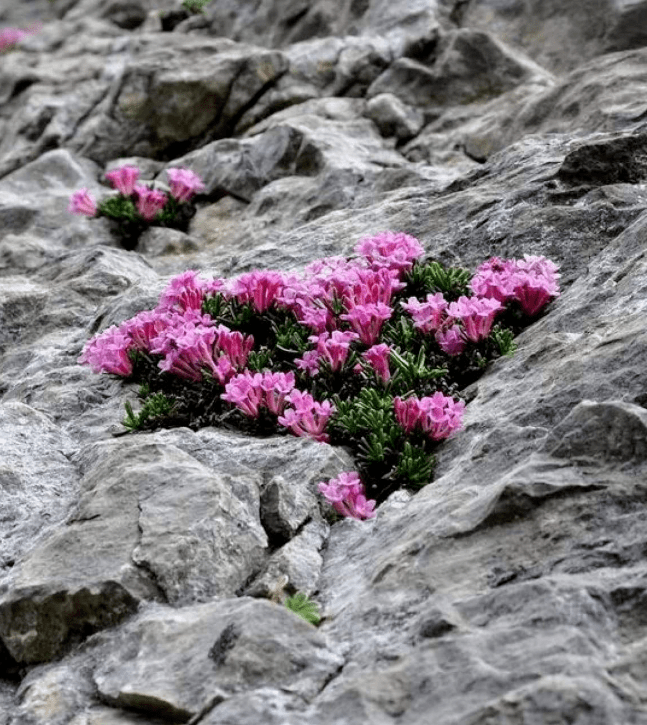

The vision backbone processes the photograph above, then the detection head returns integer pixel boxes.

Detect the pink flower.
[362,343,391,383]
[393,396,422,435]
[278,390,335,443]
[470,257,517,302]
[78,326,133,376]
[222,372,264,417]
[259,371,296,415]
[446,296,502,342]
[340,302,393,346]
[318,471,376,520]
[354,231,425,273]
[68,189,98,217]
[341,267,404,309]
[401,292,447,333]
[394,393,464,440]
[227,270,287,313]
[154,324,219,382]
[512,276,556,317]
[157,270,212,314]
[134,185,168,221]
[166,168,205,202]
[213,325,254,370]
[418,392,465,440]
[121,310,175,352]
[309,330,359,372]
[105,165,140,196]
[295,349,321,377]
[0,27,29,52]
[470,255,560,316]
[435,324,466,356]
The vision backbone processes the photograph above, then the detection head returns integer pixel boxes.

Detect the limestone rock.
[4,0,647,722]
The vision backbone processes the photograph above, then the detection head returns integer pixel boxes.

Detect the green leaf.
[284,592,321,626]
[405,260,472,299]
[491,325,517,357]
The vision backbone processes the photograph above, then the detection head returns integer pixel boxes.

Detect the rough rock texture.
[2,0,647,723]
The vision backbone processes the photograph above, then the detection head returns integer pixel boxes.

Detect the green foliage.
[389,347,447,390]
[396,441,435,487]
[332,388,395,437]
[491,325,518,357]
[405,260,471,299]
[283,592,321,626]
[246,349,274,372]
[202,293,227,320]
[123,392,175,432]
[98,195,138,222]
[182,0,212,13]
[274,318,311,354]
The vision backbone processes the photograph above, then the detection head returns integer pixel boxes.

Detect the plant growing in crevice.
[68,165,205,250]
[79,232,561,520]
[182,0,212,13]
[284,592,322,626]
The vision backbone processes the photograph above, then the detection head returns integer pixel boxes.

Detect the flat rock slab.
[0,438,268,666]
[93,598,344,721]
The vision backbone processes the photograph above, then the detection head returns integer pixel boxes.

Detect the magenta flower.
[155,325,219,382]
[158,270,214,314]
[78,326,133,376]
[354,231,425,273]
[213,325,254,370]
[401,292,447,333]
[166,168,205,202]
[394,393,464,440]
[419,392,465,440]
[121,310,175,352]
[340,302,393,346]
[221,372,265,417]
[309,330,359,372]
[362,343,391,383]
[259,371,296,415]
[295,349,321,377]
[68,189,98,217]
[470,255,560,316]
[318,471,376,520]
[342,267,404,309]
[513,276,556,317]
[228,270,287,313]
[105,165,140,196]
[435,324,466,356]
[447,295,502,342]
[0,27,29,52]
[135,185,168,221]
[278,390,335,443]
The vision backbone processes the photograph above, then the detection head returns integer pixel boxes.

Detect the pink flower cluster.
[278,390,336,443]
[394,392,465,440]
[153,323,254,383]
[354,231,424,272]
[297,330,359,376]
[470,255,560,316]
[222,371,296,417]
[361,343,391,383]
[318,472,376,520]
[0,25,38,52]
[401,291,501,355]
[68,165,205,222]
[78,271,225,380]
[399,255,559,356]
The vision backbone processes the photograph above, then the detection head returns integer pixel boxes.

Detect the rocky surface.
[2,0,647,723]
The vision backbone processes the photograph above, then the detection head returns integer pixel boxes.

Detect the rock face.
[2,0,647,723]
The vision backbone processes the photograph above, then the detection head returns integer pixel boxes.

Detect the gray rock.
[365,93,425,141]
[4,0,647,722]
[92,599,344,720]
